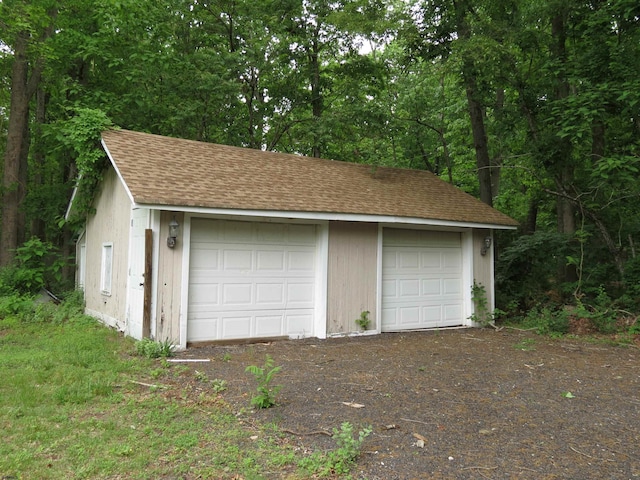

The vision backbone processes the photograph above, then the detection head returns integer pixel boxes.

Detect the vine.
[469,281,499,328]
[57,108,116,226]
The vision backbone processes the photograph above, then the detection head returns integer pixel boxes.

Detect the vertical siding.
[472,229,494,311]
[155,211,184,343]
[327,222,378,334]
[83,167,132,329]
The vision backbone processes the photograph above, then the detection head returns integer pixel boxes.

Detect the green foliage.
[0,293,34,318]
[245,355,282,409]
[0,296,301,478]
[56,108,115,224]
[469,281,494,327]
[135,338,175,359]
[211,379,228,394]
[518,305,570,337]
[496,231,573,310]
[0,237,66,295]
[355,310,371,330]
[299,422,372,476]
[573,289,619,334]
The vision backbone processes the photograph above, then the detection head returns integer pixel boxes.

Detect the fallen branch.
[166,358,211,363]
[281,428,332,437]
[460,466,498,471]
[129,380,169,389]
[570,446,614,462]
[400,418,437,426]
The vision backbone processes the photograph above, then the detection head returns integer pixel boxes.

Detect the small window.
[101,243,113,295]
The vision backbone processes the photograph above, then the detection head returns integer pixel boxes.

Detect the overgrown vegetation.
[0,237,67,296]
[299,422,372,477]
[135,337,175,358]
[469,282,496,327]
[245,354,282,409]
[0,294,314,479]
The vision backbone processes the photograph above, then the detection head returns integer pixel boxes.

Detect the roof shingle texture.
[102,129,518,227]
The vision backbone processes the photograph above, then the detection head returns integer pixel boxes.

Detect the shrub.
[135,338,175,358]
[0,237,67,295]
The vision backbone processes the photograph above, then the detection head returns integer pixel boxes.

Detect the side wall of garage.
[155,211,184,343]
[326,222,378,335]
[83,167,132,331]
[472,228,494,313]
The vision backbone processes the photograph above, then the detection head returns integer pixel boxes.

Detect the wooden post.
[143,228,153,338]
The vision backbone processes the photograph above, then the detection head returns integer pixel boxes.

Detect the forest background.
[1,0,639,333]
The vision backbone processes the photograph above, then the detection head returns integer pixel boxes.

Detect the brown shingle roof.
[102,129,518,227]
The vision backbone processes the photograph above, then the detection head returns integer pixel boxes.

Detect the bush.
[496,231,573,310]
[0,237,67,295]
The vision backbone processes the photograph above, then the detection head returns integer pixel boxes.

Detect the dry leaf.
[412,433,428,443]
[341,401,365,408]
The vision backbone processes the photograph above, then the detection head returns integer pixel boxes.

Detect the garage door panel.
[399,279,420,297]
[224,221,253,242]
[400,307,421,325]
[285,311,314,335]
[443,251,462,270]
[288,225,316,244]
[399,251,420,269]
[423,306,442,323]
[188,315,220,342]
[257,224,286,242]
[444,304,462,321]
[190,246,220,270]
[287,282,314,304]
[223,250,252,270]
[255,315,283,336]
[288,251,315,272]
[256,283,284,304]
[257,250,285,271]
[443,278,462,295]
[421,251,441,269]
[422,278,442,295]
[188,219,317,342]
[222,283,252,305]
[222,314,252,338]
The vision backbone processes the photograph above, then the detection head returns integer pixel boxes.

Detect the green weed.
[245,354,282,408]
[135,337,175,358]
[299,422,372,476]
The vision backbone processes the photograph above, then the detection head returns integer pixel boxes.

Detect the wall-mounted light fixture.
[480,236,492,256]
[167,216,179,248]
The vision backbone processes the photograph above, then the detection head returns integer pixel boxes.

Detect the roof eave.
[132,203,519,230]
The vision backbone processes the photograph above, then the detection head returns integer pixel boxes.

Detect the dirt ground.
[173,329,640,479]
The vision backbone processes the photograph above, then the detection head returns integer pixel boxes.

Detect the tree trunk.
[551,11,577,283]
[0,8,55,266]
[309,24,323,158]
[1,33,31,267]
[31,88,48,241]
[454,0,494,206]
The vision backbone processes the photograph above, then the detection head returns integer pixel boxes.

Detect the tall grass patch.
[0,297,305,479]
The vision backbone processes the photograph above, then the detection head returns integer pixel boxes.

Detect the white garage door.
[382,229,464,331]
[188,219,317,342]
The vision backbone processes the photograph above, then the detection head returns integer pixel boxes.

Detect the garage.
[187,218,318,342]
[381,228,464,331]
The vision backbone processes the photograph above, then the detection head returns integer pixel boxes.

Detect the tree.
[0,1,57,266]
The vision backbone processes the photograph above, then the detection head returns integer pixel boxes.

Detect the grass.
[0,303,306,479]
